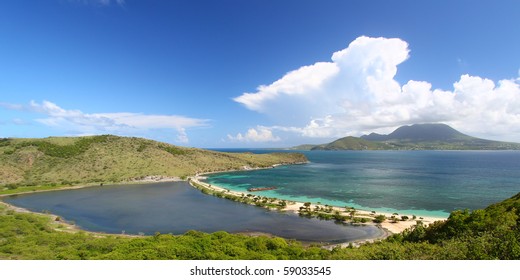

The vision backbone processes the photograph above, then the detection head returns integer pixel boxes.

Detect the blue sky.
[1,0,520,147]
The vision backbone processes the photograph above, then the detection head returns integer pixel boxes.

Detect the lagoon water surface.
[3,182,383,243]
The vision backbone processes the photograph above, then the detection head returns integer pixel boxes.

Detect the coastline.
[0,175,183,198]
[0,200,147,240]
[194,161,309,177]
[1,161,445,247]
[0,200,82,235]
[188,173,446,238]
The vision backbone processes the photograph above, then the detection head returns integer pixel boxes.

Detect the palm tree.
[350,208,357,219]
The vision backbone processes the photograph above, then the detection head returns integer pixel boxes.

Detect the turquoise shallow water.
[206,150,520,218]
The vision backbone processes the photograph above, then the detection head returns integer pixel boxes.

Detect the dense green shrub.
[14,135,111,158]
[373,215,386,223]
[160,144,186,156]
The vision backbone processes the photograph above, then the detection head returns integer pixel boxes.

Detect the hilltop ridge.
[361,123,470,142]
[0,135,306,189]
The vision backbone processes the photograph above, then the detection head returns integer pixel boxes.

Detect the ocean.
[205,150,520,218]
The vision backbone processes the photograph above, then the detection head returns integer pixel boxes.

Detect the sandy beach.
[188,175,446,239]
[283,200,445,234]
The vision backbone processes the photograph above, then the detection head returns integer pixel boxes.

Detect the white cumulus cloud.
[233,62,339,113]
[234,36,520,142]
[227,126,281,143]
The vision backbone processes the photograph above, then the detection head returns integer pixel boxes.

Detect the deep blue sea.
[206,150,520,218]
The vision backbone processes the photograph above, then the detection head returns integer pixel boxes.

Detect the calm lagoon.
[2,182,383,243]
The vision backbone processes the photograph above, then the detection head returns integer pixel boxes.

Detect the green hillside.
[0,135,306,190]
[389,192,520,259]
[1,191,518,259]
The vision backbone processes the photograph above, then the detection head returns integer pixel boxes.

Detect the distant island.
[290,123,520,150]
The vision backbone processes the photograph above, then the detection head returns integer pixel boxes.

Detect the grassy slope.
[1,192,519,259]
[0,135,306,188]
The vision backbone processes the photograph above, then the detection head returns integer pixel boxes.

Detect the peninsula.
[188,176,443,239]
[0,135,306,194]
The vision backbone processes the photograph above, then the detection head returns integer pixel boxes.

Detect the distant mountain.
[361,123,473,142]
[291,123,520,150]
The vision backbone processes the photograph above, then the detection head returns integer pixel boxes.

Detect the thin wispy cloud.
[69,0,125,7]
[1,100,209,143]
[234,36,520,142]
[0,102,24,111]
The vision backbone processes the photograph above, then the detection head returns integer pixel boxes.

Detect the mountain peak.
[361,123,470,142]
[292,123,520,150]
